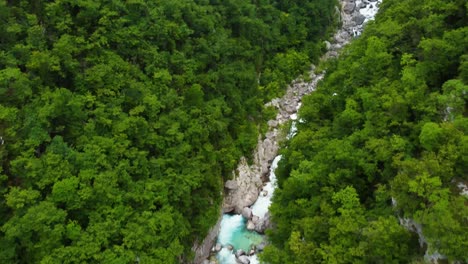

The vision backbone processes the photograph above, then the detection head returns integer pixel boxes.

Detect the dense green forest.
[0,0,337,263]
[262,0,468,263]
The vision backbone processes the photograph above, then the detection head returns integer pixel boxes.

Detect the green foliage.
[0,0,337,262]
[263,0,468,262]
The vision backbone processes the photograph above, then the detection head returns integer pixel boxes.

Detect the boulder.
[324,40,331,50]
[267,120,278,128]
[237,255,250,264]
[214,243,222,252]
[235,249,246,258]
[254,213,271,234]
[242,207,253,219]
[343,2,355,14]
[334,31,350,44]
[353,14,366,25]
[241,187,259,211]
[256,242,266,252]
[202,260,210,264]
[225,180,238,190]
[252,215,259,224]
[223,157,262,213]
[247,220,255,231]
[331,44,342,51]
[227,244,234,251]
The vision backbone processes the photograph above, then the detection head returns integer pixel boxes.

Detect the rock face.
[194,0,383,262]
[254,212,271,234]
[246,220,255,231]
[344,2,355,13]
[224,180,238,190]
[191,208,223,264]
[242,207,253,219]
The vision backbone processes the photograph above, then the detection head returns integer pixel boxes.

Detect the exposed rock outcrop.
[195,0,383,263]
[254,212,271,234]
[191,208,223,264]
[236,255,250,264]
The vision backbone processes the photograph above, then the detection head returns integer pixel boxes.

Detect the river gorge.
[195,1,384,263]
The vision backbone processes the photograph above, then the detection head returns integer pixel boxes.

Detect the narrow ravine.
[199,1,383,263]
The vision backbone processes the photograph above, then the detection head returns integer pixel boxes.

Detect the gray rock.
[235,249,246,258]
[254,213,271,234]
[237,255,250,264]
[257,242,266,252]
[214,243,222,252]
[247,220,255,231]
[227,244,234,251]
[223,157,262,213]
[333,44,342,50]
[285,104,296,114]
[202,260,210,264]
[334,31,350,44]
[324,40,331,50]
[242,207,253,219]
[353,14,366,25]
[343,2,355,13]
[326,51,339,58]
[358,2,366,9]
[252,215,259,224]
[225,180,238,190]
[267,120,278,128]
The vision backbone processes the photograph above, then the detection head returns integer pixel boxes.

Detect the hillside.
[0,0,337,263]
[263,0,467,263]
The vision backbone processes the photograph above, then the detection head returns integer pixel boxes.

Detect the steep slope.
[0,0,337,263]
[263,0,468,263]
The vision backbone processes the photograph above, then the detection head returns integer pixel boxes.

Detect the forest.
[0,0,338,263]
[262,0,468,263]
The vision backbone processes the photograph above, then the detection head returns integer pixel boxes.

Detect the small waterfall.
[251,156,281,219]
[216,156,281,263]
[209,1,384,263]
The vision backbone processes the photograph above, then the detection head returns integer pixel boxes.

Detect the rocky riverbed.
[193,1,383,263]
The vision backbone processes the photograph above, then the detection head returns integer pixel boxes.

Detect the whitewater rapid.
[213,1,382,263]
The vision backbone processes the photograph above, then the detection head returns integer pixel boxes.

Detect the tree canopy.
[262,0,468,263]
[0,0,337,263]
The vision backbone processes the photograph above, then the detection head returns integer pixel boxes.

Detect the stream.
[216,156,281,264]
[212,1,382,263]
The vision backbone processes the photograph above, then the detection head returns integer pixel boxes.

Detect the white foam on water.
[287,121,297,139]
[218,214,245,247]
[356,0,382,23]
[217,247,236,264]
[249,254,260,264]
[251,155,281,218]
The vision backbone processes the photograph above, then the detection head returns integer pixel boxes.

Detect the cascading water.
[217,214,263,252]
[212,1,383,263]
[216,156,281,264]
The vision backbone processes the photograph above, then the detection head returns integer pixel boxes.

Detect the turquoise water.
[217,214,263,252]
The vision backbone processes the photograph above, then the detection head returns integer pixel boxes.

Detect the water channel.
[214,1,382,263]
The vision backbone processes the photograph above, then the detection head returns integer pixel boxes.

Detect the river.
[212,1,382,263]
